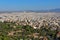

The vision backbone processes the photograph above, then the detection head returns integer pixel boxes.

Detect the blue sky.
[0,0,60,11]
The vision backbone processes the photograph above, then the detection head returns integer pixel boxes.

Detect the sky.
[0,0,60,11]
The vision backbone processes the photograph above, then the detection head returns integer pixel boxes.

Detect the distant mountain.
[25,8,60,13]
[0,8,60,13]
[49,8,60,12]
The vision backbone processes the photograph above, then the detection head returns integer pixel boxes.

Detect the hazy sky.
[0,0,60,11]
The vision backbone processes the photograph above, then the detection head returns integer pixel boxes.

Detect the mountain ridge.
[0,8,60,13]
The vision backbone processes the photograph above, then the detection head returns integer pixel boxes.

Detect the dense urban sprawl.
[0,12,60,40]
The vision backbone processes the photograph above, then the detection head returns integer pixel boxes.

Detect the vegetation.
[0,22,59,40]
